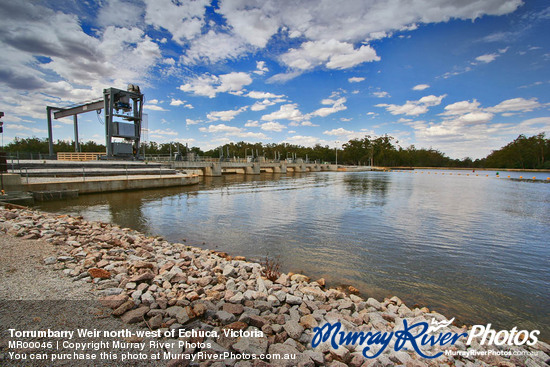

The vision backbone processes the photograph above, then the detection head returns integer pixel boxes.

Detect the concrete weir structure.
[172,161,335,176]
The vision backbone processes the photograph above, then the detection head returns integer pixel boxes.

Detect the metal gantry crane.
[46,85,144,160]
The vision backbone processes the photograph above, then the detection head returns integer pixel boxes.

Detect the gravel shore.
[0,206,549,367]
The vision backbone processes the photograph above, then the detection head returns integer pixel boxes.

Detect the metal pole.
[46,106,54,158]
[26,168,29,184]
[82,167,85,182]
[73,115,79,152]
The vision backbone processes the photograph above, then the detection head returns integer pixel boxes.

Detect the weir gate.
[172,161,338,176]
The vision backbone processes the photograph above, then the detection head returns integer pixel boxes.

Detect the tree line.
[3,132,549,169]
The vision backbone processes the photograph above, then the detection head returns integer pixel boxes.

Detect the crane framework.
[46,86,144,160]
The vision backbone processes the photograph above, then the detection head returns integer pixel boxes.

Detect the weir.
[172,161,337,176]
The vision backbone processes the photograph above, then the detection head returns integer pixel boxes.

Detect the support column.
[204,163,222,176]
[46,107,54,158]
[73,115,80,152]
[245,163,261,175]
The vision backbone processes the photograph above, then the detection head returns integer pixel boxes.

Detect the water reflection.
[342,172,390,207]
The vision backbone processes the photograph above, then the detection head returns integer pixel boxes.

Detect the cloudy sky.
[1,0,549,159]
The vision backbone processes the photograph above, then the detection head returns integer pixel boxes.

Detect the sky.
[0,0,549,159]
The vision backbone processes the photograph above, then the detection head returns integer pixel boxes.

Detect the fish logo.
[427,317,455,333]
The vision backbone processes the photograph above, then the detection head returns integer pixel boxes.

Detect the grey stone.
[223,264,237,277]
[286,294,302,305]
[283,320,304,339]
[216,310,237,323]
[232,336,269,355]
[44,256,56,265]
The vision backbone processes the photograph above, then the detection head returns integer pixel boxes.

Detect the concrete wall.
[21,175,199,195]
[1,174,22,192]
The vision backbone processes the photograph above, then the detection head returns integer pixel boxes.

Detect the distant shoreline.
[385,166,550,172]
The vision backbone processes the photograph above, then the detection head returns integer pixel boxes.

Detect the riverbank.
[0,206,549,366]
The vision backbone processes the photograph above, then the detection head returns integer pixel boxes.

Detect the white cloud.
[186,118,201,125]
[179,72,252,98]
[475,53,499,63]
[486,97,542,113]
[181,30,251,65]
[98,0,144,28]
[246,91,285,99]
[144,0,209,45]
[310,97,347,117]
[261,122,287,132]
[376,94,446,116]
[233,131,270,140]
[144,104,168,111]
[283,135,331,147]
[216,0,521,75]
[280,39,380,71]
[199,124,243,134]
[251,99,276,111]
[412,84,430,91]
[301,121,319,127]
[170,98,194,108]
[348,77,365,83]
[149,128,178,136]
[254,61,269,75]
[207,106,248,122]
[261,104,304,122]
[373,91,390,98]
[245,120,259,127]
[441,99,482,116]
[8,124,47,134]
[324,127,354,136]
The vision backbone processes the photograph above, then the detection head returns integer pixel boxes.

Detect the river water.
[36,169,550,340]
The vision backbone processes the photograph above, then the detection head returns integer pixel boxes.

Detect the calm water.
[37,170,550,340]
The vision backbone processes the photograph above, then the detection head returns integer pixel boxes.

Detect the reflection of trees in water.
[343,174,390,206]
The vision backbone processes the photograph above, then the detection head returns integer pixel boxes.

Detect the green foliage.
[3,137,107,154]
[483,133,549,169]
[3,133,548,169]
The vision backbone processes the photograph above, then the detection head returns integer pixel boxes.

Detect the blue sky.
[0,0,549,159]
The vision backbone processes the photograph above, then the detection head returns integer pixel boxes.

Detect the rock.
[366,298,382,310]
[112,300,136,316]
[192,303,207,317]
[330,346,351,363]
[99,287,124,296]
[129,270,155,282]
[268,343,314,367]
[348,286,359,294]
[229,292,244,304]
[301,287,327,302]
[304,350,324,365]
[99,294,129,309]
[166,306,194,324]
[232,336,269,355]
[300,314,318,329]
[286,294,302,305]
[148,314,163,329]
[120,306,149,324]
[44,256,56,265]
[290,274,310,283]
[283,320,304,340]
[216,310,237,323]
[247,315,268,329]
[141,291,155,305]
[223,264,237,277]
[88,268,111,279]
[275,273,289,286]
[223,303,244,315]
